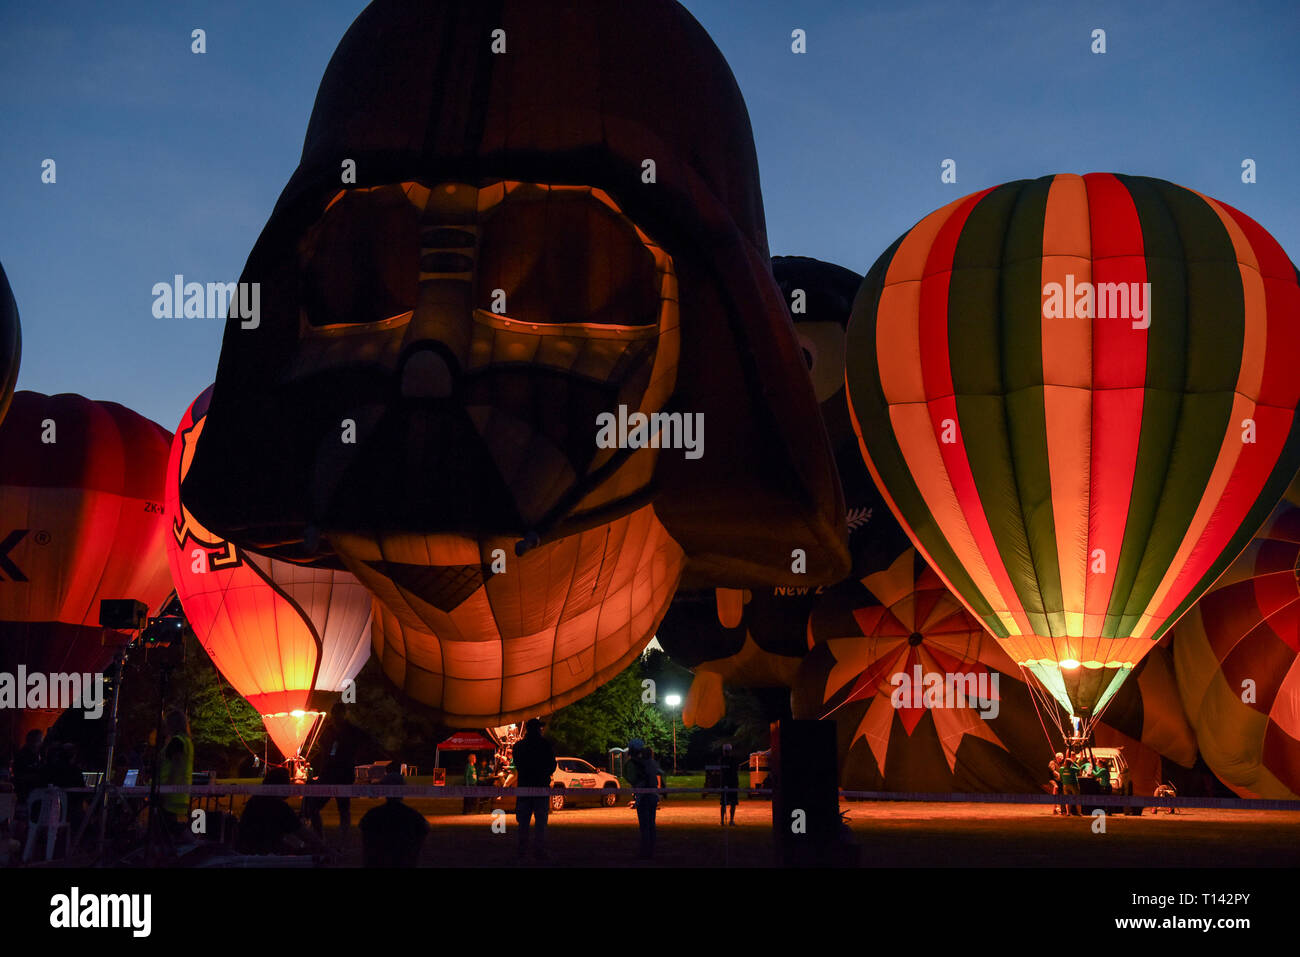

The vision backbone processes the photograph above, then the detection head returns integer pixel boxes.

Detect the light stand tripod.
[70,639,132,858]
[74,599,189,864]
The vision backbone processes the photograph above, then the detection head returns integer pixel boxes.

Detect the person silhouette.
[511,718,556,860]
[359,771,429,867]
[624,739,663,859]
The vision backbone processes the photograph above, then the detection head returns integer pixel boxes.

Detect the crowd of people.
[461,742,521,815]
[11,731,87,804]
[3,704,752,867]
[8,729,92,838]
[1,708,195,861]
[1047,750,1113,816]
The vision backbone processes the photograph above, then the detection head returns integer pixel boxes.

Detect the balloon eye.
[795,321,846,404]
[477,191,658,326]
[300,187,420,328]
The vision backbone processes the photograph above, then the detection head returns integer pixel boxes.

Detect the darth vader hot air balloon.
[180,0,847,724]
[845,173,1300,739]
[0,392,172,744]
[0,262,19,426]
[166,388,372,762]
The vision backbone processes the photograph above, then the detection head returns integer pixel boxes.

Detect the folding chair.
[23,787,69,863]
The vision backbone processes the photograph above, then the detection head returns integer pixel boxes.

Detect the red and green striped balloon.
[845,173,1300,726]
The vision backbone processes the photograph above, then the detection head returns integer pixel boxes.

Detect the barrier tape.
[837,789,1300,812]
[61,785,716,798]
[52,783,1300,811]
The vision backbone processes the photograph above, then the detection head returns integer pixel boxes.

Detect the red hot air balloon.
[0,392,172,744]
[846,173,1300,740]
[166,388,372,762]
[1174,475,1300,798]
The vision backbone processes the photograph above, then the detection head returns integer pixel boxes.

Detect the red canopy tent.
[435,731,496,768]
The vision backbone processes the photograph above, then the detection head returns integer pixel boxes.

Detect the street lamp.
[664,693,681,775]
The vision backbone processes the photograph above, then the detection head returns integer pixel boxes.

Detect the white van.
[1082,747,1139,815]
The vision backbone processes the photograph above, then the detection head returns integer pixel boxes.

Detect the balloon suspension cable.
[1019,665,1066,752]
[818,664,884,721]
[214,669,268,763]
[301,711,328,770]
[1080,688,1121,739]
[818,700,842,721]
[819,687,862,722]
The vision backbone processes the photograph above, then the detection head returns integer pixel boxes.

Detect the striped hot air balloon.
[166,388,372,762]
[845,173,1300,737]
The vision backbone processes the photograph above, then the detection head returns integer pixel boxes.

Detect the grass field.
[181,792,1300,868]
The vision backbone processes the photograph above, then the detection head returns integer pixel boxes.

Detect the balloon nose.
[400,347,456,398]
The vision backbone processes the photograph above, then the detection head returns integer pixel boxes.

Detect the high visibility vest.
[161,733,193,817]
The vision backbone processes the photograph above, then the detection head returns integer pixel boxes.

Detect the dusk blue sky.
[1,0,1296,430]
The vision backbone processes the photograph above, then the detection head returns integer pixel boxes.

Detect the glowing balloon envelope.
[366,505,684,725]
[166,388,372,761]
[846,173,1300,734]
[0,392,172,744]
